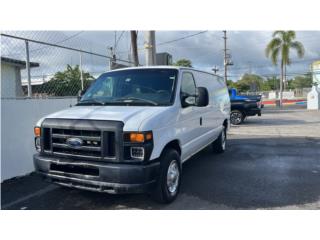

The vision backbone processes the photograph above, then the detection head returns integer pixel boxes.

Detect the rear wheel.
[152,149,181,203]
[212,126,226,153]
[230,110,244,125]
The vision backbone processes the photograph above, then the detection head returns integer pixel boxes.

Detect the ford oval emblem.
[66,137,83,148]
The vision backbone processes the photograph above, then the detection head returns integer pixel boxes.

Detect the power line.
[116,30,210,55]
[2,31,85,58]
[114,31,126,52]
[1,33,137,65]
[157,31,208,46]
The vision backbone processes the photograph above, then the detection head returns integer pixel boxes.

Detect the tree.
[226,80,237,89]
[38,65,95,96]
[174,59,192,67]
[290,73,313,89]
[264,76,280,91]
[265,31,305,106]
[235,73,265,92]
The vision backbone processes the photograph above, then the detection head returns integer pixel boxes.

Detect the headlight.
[130,147,145,160]
[35,137,41,152]
[123,131,153,161]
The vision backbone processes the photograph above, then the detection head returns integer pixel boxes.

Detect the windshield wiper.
[115,97,159,106]
[76,99,106,106]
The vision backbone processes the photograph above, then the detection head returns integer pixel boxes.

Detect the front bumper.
[34,153,160,194]
[246,108,262,117]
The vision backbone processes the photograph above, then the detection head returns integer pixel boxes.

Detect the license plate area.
[50,163,99,176]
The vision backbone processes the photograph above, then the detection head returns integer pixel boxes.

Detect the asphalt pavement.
[2,106,320,210]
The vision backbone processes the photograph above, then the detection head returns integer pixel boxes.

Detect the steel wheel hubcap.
[167,160,180,194]
[231,112,242,124]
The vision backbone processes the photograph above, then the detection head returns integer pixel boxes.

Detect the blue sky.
[1,31,320,81]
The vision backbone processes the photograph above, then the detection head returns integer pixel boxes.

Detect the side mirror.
[196,87,209,107]
[77,89,86,102]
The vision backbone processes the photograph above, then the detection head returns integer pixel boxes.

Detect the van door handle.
[200,117,202,126]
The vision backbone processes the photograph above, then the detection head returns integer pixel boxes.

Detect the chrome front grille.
[51,128,103,159]
[41,118,123,162]
[42,128,116,160]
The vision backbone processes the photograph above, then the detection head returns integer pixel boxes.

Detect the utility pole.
[222,31,233,83]
[144,31,156,66]
[107,46,116,70]
[130,31,139,66]
[25,40,32,97]
[223,30,228,83]
[79,52,84,90]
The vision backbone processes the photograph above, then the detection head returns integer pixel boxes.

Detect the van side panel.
[188,71,230,158]
[140,69,230,162]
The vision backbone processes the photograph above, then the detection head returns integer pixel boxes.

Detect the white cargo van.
[33,67,230,203]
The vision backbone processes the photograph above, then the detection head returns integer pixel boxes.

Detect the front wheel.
[151,149,181,203]
[212,126,227,154]
[230,110,244,125]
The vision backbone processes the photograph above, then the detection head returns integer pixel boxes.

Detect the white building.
[1,57,39,98]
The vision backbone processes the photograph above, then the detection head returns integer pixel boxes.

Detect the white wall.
[1,63,21,98]
[1,98,77,181]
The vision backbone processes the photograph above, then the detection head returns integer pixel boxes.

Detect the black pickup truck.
[229,88,263,125]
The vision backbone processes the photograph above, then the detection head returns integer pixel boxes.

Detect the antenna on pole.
[212,65,219,74]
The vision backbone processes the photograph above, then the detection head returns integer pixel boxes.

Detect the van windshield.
[78,69,178,106]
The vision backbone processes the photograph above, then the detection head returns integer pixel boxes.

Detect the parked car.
[228,88,263,125]
[33,67,230,203]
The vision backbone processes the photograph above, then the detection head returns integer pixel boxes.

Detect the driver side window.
[181,72,196,95]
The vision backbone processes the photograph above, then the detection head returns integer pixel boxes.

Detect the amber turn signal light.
[128,132,153,143]
[34,127,41,137]
[130,133,145,142]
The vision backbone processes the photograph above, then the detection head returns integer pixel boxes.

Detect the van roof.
[104,66,222,78]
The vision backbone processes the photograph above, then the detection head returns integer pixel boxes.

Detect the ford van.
[33,66,230,203]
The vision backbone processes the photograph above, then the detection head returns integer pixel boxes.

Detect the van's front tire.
[151,149,181,204]
[212,127,226,154]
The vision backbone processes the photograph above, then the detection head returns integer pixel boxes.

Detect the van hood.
[40,105,169,131]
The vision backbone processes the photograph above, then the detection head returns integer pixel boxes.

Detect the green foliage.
[37,65,95,96]
[264,77,280,91]
[289,73,313,89]
[229,73,311,93]
[173,59,192,67]
[226,80,237,89]
[233,74,265,92]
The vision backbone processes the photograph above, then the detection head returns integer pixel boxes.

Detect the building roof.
[1,57,39,68]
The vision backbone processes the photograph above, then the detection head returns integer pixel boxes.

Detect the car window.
[90,77,113,98]
[80,69,178,106]
[181,72,196,96]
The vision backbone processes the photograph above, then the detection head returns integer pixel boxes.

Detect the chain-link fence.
[1,32,134,99]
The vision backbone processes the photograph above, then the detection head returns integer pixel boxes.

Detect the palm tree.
[265,31,305,106]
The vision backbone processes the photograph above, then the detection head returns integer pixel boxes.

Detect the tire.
[230,110,244,125]
[212,126,227,154]
[152,149,181,204]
